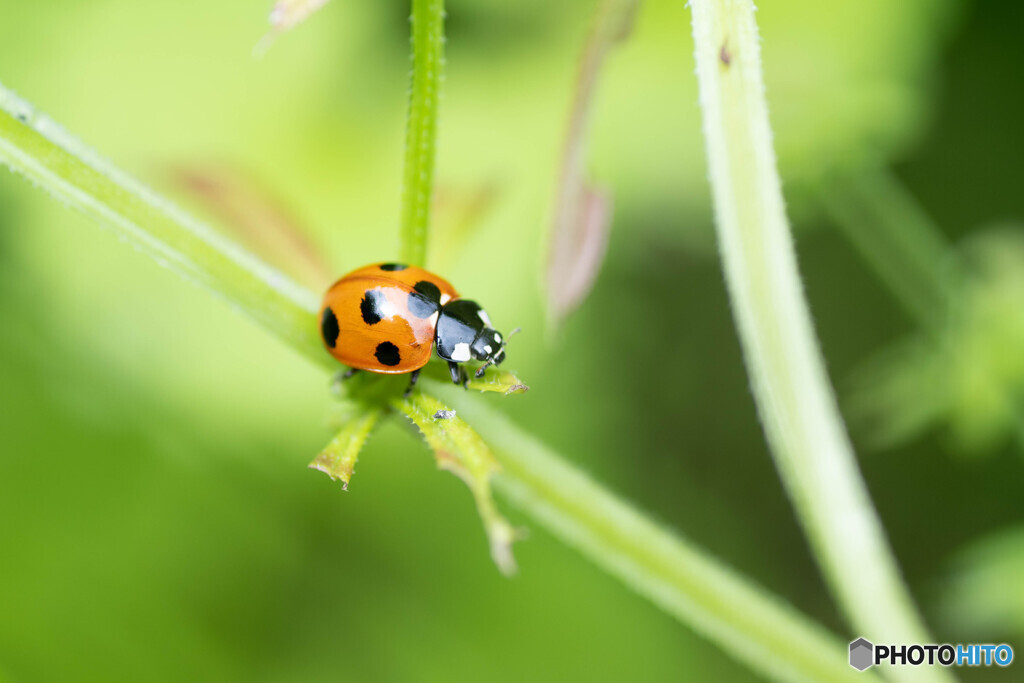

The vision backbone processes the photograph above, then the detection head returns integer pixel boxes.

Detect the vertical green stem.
[688,3,947,681]
[399,0,445,266]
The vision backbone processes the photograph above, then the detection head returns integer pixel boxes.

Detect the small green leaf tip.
[416,362,529,396]
[467,369,529,395]
[395,392,520,575]
[310,407,381,490]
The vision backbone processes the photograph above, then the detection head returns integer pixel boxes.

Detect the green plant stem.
[432,381,874,683]
[820,170,963,329]
[399,0,444,266]
[0,81,877,682]
[688,3,947,681]
[0,89,330,370]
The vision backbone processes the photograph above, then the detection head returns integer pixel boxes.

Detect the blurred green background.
[2,0,1023,681]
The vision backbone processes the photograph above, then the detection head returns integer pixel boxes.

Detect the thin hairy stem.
[688,3,947,681]
[399,0,445,266]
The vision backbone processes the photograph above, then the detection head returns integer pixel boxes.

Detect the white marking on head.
[493,333,502,343]
[478,310,492,327]
[483,344,493,354]
[440,293,452,305]
[451,342,471,362]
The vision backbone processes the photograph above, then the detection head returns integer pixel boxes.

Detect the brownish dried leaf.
[546,0,641,325]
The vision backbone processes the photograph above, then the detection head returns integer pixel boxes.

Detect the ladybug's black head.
[471,327,506,364]
[471,325,517,378]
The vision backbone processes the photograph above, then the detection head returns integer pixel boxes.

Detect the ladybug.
[319,262,509,394]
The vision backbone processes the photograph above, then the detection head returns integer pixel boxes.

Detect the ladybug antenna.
[475,327,521,378]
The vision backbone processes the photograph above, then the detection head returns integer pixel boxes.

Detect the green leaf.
[418,361,529,395]
[466,369,529,395]
[309,404,382,490]
[940,524,1024,637]
[394,391,518,576]
[841,216,1024,454]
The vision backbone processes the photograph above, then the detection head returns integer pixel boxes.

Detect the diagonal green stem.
[0,88,329,370]
[432,381,874,683]
[0,80,878,682]
[820,169,964,329]
[688,3,948,681]
[399,0,445,266]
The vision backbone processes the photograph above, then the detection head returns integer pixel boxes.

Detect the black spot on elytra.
[375,341,401,366]
[360,289,386,325]
[380,263,408,271]
[414,280,441,303]
[407,292,438,319]
[408,280,442,319]
[321,307,340,348]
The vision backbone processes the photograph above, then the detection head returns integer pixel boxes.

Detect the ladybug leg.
[404,369,421,398]
[447,361,469,388]
[332,368,359,389]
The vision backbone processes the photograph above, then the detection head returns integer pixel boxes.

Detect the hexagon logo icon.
[849,638,874,671]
